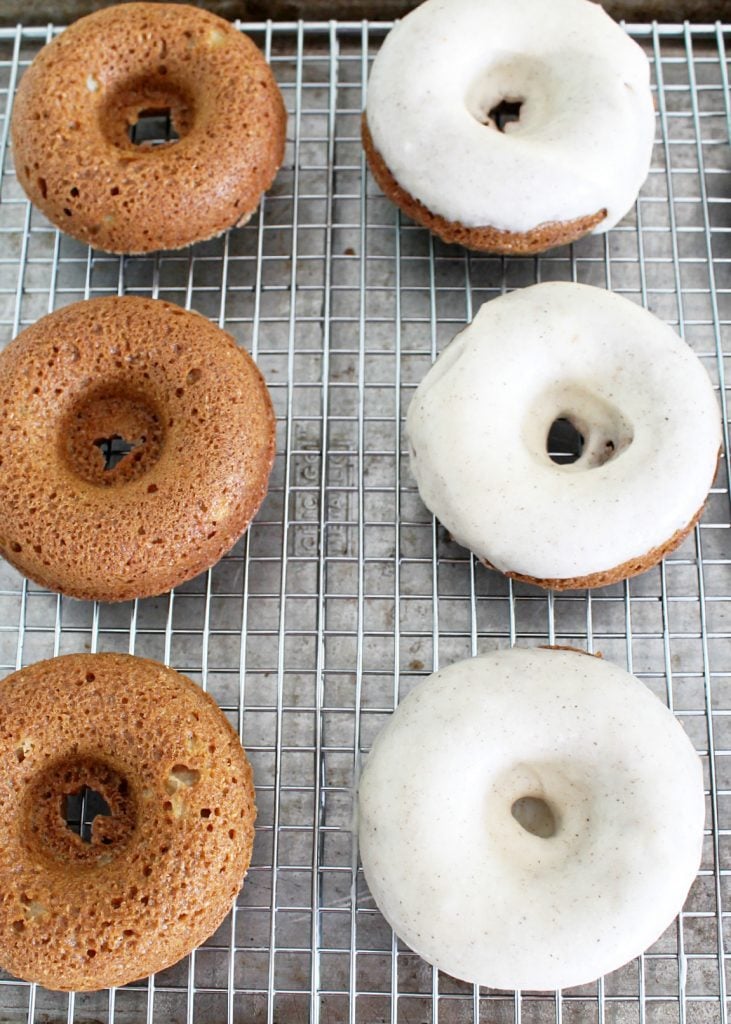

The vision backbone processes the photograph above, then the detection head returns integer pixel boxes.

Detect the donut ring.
[358,647,705,991]
[11,3,286,253]
[364,0,654,254]
[0,296,275,602]
[0,653,256,992]
[406,282,721,589]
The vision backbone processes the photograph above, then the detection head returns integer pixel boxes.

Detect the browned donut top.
[0,653,256,992]
[0,295,275,602]
[11,2,286,253]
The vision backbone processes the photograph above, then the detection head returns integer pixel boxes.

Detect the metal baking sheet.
[0,18,729,1024]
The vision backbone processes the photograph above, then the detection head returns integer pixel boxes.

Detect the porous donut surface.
[365,0,654,236]
[0,653,256,992]
[406,282,721,587]
[11,2,286,253]
[0,295,275,602]
[358,647,705,992]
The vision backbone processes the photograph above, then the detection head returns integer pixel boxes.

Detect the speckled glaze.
[406,282,721,585]
[365,0,655,234]
[358,647,705,992]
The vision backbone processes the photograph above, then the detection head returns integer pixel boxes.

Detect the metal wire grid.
[0,16,727,1024]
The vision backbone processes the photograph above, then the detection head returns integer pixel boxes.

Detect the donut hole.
[467,82,525,132]
[62,385,165,487]
[466,54,552,133]
[20,756,137,866]
[465,54,570,139]
[547,417,584,465]
[511,796,557,839]
[127,107,180,147]
[99,77,194,152]
[525,384,634,472]
[93,433,136,471]
[63,786,111,844]
[486,98,523,132]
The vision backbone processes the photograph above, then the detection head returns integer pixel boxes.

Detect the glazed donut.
[0,653,256,992]
[0,296,275,602]
[11,3,286,253]
[407,282,721,589]
[364,0,654,254]
[358,647,705,992]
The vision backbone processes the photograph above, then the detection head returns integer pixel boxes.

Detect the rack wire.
[0,17,729,1024]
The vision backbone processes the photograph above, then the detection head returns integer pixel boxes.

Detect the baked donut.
[407,282,721,589]
[11,2,286,253]
[0,295,275,602]
[363,0,655,254]
[358,647,705,991]
[0,652,255,992]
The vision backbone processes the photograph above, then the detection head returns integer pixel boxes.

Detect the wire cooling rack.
[0,16,729,1024]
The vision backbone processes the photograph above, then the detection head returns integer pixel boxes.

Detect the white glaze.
[358,647,705,991]
[366,0,655,233]
[406,282,721,582]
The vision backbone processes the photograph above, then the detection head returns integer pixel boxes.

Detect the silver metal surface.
[0,18,729,1024]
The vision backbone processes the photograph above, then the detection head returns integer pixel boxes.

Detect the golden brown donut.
[11,2,286,253]
[0,653,256,992]
[0,296,275,602]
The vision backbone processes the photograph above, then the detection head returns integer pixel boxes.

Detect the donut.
[0,652,255,992]
[11,2,286,254]
[407,282,721,589]
[0,295,275,602]
[358,646,705,991]
[363,0,654,254]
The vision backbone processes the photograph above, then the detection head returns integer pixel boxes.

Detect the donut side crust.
[362,116,607,255]
[485,499,707,592]
[539,644,602,657]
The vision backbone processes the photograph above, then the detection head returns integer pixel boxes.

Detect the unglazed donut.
[11,3,286,253]
[407,282,721,589]
[0,296,275,602]
[0,653,256,992]
[358,647,705,992]
[364,0,654,254]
